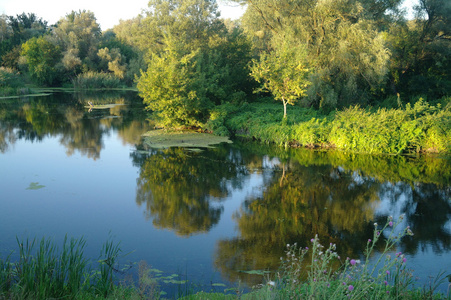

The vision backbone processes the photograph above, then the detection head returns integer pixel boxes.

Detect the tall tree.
[137,0,253,127]
[51,10,101,71]
[239,0,391,109]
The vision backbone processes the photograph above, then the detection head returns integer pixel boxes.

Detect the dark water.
[0,92,450,296]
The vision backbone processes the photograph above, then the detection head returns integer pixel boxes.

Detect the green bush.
[222,98,451,155]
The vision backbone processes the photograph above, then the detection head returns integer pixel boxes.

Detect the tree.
[240,0,391,109]
[251,37,310,119]
[1,13,47,68]
[52,10,101,71]
[137,0,253,127]
[21,36,61,85]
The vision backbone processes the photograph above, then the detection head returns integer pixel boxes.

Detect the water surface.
[0,92,450,296]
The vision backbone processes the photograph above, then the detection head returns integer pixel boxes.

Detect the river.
[0,92,450,297]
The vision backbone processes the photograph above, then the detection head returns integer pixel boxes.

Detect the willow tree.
[239,0,392,109]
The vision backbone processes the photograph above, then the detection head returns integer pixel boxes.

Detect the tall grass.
[0,235,136,300]
[73,71,123,90]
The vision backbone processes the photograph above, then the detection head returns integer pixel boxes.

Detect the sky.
[0,0,418,31]
[0,0,246,31]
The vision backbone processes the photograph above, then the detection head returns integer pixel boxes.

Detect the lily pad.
[26,182,45,190]
[142,130,231,149]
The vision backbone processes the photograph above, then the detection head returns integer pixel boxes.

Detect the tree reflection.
[135,147,247,236]
[0,92,151,159]
[214,158,383,286]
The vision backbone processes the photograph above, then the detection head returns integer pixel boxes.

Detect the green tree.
[51,10,101,72]
[137,0,253,127]
[21,36,61,85]
[239,0,391,109]
[250,37,310,119]
[1,13,48,68]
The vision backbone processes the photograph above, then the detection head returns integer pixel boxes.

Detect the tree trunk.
[282,97,287,119]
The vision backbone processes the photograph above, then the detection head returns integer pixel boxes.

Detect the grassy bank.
[208,97,451,155]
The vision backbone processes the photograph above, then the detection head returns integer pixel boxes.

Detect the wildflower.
[389,221,393,227]
[376,231,380,236]
[374,222,378,227]
[386,271,390,275]
[305,247,309,250]
[350,259,356,266]
[384,280,388,285]
[389,216,393,221]
[343,282,346,285]
[386,291,390,295]
[311,238,314,242]
[348,285,354,291]
[402,258,407,263]
[368,239,372,243]
[267,281,275,286]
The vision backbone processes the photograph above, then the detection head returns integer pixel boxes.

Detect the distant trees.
[1,0,449,123]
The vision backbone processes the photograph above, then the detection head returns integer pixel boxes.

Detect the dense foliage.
[1,0,450,153]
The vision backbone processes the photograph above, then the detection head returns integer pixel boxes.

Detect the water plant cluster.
[212,97,451,155]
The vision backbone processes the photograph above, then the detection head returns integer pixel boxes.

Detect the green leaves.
[251,38,310,119]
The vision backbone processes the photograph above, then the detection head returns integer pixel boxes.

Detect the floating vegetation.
[84,104,126,109]
[142,130,232,149]
[26,182,45,190]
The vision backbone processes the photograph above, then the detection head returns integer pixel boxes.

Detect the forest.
[1,0,450,154]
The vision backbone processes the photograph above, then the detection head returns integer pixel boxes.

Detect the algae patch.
[26,182,45,190]
[142,130,231,149]
[84,104,126,109]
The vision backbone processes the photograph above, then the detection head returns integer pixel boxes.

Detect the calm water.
[1,92,450,296]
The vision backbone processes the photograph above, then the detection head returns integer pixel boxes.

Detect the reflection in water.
[1,95,450,292]
[133,139,450,288]
[135,147,248,236]
[0,91,152,159]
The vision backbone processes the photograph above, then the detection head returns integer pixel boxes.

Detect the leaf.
[26,182,45,190]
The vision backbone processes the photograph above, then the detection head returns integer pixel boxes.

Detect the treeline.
[0,11,144,92]
[134,0,449,127]
[1,1,450,134]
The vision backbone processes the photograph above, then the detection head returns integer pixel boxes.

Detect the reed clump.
[0,235,136,300]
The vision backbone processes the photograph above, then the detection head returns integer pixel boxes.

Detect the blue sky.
[0,0,246,30]
[1,0,417,31]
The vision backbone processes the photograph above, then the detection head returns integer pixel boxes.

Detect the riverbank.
[207,97,451,156]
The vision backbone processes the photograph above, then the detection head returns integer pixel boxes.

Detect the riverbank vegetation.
[1,0,450,151]
[1,218,449,299]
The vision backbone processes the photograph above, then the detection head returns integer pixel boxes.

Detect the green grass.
[217,97,451,155]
